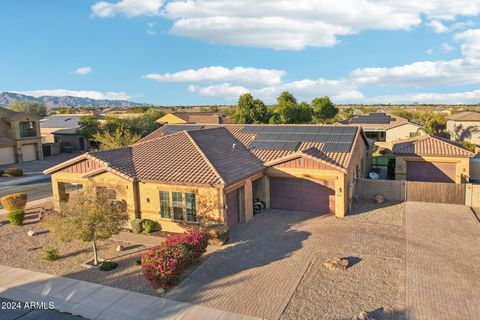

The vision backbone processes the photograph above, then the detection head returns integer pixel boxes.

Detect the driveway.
[168,202,404,320]
[404,202,480,320]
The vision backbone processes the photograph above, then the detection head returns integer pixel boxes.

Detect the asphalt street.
[0,176,52,209]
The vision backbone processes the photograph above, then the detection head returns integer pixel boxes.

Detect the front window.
[58,182,83,204]
[172,192,183,220]
[19,121,37,138]
[409,132,420,138]
[159,191,197,222]
[185,193,197,222]
[160,191,170,218]
[96,187,117,203]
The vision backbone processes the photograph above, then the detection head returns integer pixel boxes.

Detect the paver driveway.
[405,202,480,320]
[168,203,404,320]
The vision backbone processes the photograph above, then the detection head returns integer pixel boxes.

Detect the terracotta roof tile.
[447,112,480,122]
[392,135,474,157]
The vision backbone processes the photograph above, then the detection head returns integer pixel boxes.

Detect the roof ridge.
[132,129,186,147]
[185,131,226,186]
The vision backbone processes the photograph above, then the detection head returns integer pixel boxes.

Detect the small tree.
[78,115,101,140]
[10,101,47,117]
[43,186,128,265]
[94,127,141,150]
[276,91,312,124]
[312,96,338,123]
[233,93,270,124]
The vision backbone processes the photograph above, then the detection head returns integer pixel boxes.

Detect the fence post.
[465,184,472,207]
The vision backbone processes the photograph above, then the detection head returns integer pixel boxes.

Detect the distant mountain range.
[0,92,143,108]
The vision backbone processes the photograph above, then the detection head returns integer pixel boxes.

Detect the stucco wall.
[157,114,187,124]
[447,120,480,145]
[395,155,470,184]
[386,123,425,142]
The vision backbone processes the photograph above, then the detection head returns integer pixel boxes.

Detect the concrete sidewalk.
[0,265,260,320]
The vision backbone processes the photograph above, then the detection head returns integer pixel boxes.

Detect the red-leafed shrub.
[1,193,27,212]
[141,229,208,289]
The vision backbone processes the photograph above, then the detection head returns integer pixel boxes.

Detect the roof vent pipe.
[232,143,236,151]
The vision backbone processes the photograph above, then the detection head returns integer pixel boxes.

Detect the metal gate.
[406,181,466,204]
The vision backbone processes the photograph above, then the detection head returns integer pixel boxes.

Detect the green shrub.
[142,219,156,234]
[5,168,23,177]
[41,247,60,262]
[99,261,118,271]
[0,170,4,176]
[7,209,25,226]
[1,193,28,212]
[132,258,141,266]
[130,219,143,233]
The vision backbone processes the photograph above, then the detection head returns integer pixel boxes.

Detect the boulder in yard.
[373,194,385,204]
[352,311,375,320]
[323,257,349,271]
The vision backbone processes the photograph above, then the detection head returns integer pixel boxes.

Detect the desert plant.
[43,185,128,266]
[99,261,118,271]
[7,209,25,226]
[141,230,208,289]
[41,246,60,262]
[142,219,156,234]
[5,168,24,177]
[1,193,27,212]
[130,219,143,233]
[132,258,141,266]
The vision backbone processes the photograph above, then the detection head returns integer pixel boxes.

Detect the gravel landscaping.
[281,200,404,320]
[0,212,159,295]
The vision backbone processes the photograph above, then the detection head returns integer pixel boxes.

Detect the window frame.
[19,121,37,138]
[158,191,198,223]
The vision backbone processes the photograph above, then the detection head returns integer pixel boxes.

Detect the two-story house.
[447,112,480,147]
[0,106,43,165]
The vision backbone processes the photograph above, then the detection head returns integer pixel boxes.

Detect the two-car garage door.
[406,161,456,183]
[270,177,335,214]
[0,146,15,165]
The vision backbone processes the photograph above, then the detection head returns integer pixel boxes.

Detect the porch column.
[244,178,253,221]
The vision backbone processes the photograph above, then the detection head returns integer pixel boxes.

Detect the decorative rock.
[323,257,349,271]
[373,194,385,204]
[27,230,36,237]
[156,287,165,296]
[352,311,375,320]
[116,245,124,252]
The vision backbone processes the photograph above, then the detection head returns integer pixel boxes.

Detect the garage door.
[270,177,335,213]
[406,161,456,183]
[226,189,240,227]
[22,144,36,162]
[0,146,15,165]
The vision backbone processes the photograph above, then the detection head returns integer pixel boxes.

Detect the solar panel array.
[349,113,392,124]
[243,126,358,152]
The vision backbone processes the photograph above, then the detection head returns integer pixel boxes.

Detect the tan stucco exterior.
[394,155,470,184]
[447,120,480,145]
[385,123,426,142]
[0,107,43,164]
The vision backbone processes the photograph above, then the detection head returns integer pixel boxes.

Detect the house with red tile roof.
[44,124,372,234]
[392,135,474,183]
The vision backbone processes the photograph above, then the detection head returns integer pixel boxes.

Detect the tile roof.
[447,112,480,122]
[40,115,84,129]
[340,113,418,130]
[160,112,226,124]
[139,123,369,171]
[52,127,264,187]
[392,135,475,157]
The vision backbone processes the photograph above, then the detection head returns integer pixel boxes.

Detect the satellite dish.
[369,172,380,180]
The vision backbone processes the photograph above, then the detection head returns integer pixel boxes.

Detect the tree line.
[232,92,339,124]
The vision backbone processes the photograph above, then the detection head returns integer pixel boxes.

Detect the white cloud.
[426,48,434,55]
[367,89,480,104]
[15,89,131,100]
[427,20,449,33]
[91,0,480,49]
[74,66,92,75]
[143,66,285,86]
[91,0,164,18]
[441,42,454,53]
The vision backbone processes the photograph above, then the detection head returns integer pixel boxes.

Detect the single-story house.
[446,111,480,147]
[0,107,43,164]
[157,112,229,125]
[44,124,372,233]
[40,115,91,151]
[339,112,426,148]
[392,135,474,183]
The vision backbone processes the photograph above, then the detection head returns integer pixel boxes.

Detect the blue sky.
[1,0,480,105]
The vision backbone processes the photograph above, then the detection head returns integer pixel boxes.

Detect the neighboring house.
[157,112,229,124]
[44,124,372,233]
[446,112,480,146]
[339,112,426,147]
[0,106,43,165]
[392,135,474,183]
[40,115,90,151]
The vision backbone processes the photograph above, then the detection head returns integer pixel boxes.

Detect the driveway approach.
[168,203,404,320]
[404,202,480,320]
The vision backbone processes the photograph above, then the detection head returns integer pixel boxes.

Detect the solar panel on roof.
[322,142,353,152]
